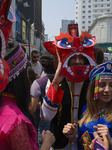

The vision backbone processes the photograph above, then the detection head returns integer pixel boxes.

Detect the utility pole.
[27,18,31,59]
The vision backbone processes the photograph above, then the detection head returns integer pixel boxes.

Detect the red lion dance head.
[43,24,96,82]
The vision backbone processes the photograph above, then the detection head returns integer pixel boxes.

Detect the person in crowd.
[0,40,55,150]
[40,29,104,150]
[27,66,37,86]
[94,45,104,65]
[63,61,112,150]
[29,53,56,148]
[28,50,43,77]
[0,2,55,149]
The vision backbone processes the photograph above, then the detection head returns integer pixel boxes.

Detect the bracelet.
[94,134,99,140]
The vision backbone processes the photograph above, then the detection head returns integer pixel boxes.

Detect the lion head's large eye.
[56,38,73,48]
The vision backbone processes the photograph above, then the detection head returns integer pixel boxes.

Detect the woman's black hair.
[27,66,37,85]
[2,41,35,125]
[3,68,35,125]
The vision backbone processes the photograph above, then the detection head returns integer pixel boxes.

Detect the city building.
[11,0,45,56]
[75,0,112,34]
[60,20,75,33]
[44,34,48,41]
[16,0,43,39]
[88,13,112,51]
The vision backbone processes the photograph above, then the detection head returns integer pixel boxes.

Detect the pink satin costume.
[0,92,39,150]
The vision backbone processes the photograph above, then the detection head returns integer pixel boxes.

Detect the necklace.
[84,108,106,123]
[89,108,106,122]
[2,92,16,99]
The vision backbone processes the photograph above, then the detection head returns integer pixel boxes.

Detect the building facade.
[16,0,43,39]
[75,0,112,34]
[88,13,112,51]
[11,0,45,56]
[44,34,48,41]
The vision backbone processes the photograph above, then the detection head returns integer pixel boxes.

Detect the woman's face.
[98,75,112,106]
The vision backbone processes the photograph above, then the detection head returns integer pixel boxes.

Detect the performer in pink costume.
[0,1,55,149]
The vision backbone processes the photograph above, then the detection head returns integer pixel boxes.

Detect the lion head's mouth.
[61,52,95,82]
[61,65,94,82]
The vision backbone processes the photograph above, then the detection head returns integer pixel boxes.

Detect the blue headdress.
[89,61,112,100]
[90,61,112,81]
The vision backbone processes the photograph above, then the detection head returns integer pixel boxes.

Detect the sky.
[42,0,75,41]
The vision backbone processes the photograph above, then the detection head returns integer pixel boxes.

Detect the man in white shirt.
[29,50,42,76]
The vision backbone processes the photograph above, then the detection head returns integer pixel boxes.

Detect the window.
[88,5,91,8]
[83,11,85,13]
[88,16,91,18]
[88,10,91,13]
[16,11,21,34]
[94,15,97,18]
[82,21,85,23]
[95,10,97,12]
[88,21,91,23]
[82,16,85,18]
[82,26,85,29]
[83,6,85,8]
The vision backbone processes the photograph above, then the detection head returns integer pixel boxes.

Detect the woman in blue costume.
[63,61,112,150]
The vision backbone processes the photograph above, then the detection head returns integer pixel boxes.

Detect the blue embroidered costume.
[78,116,112,149]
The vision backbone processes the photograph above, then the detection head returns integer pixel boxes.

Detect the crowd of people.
[0,1,112,150]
